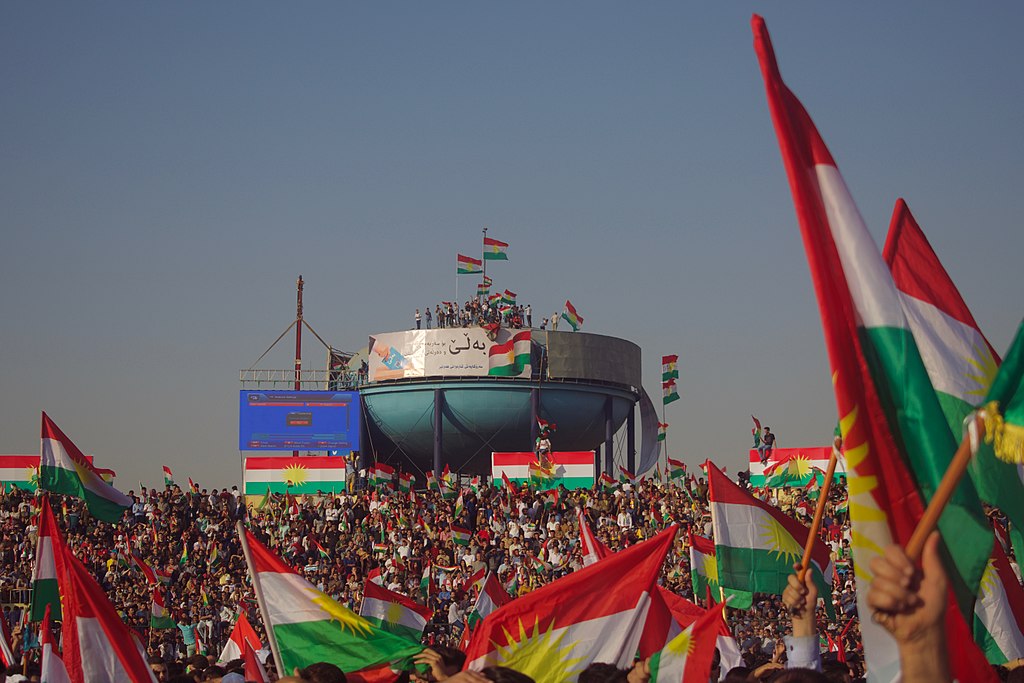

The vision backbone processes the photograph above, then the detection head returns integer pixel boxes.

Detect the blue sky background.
[2,3,1022,488]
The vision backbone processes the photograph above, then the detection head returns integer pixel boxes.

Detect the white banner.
[368,328,527,380]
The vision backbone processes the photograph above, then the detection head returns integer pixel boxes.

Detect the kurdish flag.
[360,579,433,643]
[464,526,676,678]
[706,461,832,615]
[688,534,753,610]
[467,572,513,629]
[457,254,483,274]
[218,613,263,664]
[477,282,489,296]
[40,605,71,683]
[483,236,509,260]
[647,602,726,683]
[666,457,685,479]
[884,201,1024,557]
[974,531,1024,664]
[662,379,679,405]
[487,330,531,377]
[241,527,423,678]
[151,585,176,629]
[451,525,472,546]
[244,457,347,495]
[561,300,583,331]
[0,455,41,490]
[162,466,174,486]
[658,423,668,443]
[752,15,995,682]
[39,413,131,523]
[661,355,679,382]
[31,496,61,621]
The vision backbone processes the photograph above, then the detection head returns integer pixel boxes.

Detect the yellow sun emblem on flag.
[784,455,812,478]
[665,626,694,657]
[965,343,999,399]
[309,588,373,636]
[758,517,803,563]
[493,618,587,680]
[701,554,719,585]
[384,600,405,625]
[979,559,999,599]
[282,464,308,485]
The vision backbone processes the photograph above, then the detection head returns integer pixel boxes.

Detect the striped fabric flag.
[618,467,636,484]
[501,289,516,305]
[451,525,472,546]
[218,612,262,664]
[752,16,997,679]
[39,413,132,523]
[467,572,512,629]
[688,534,753,610]
[661,355,679,382]
[647,602,726,683]
[398,472,414,492]
[476,282,489,297]
[31,496,61,621]
[359,580,433,643]
[487,331,531,377]
[561,300,583,331]
[658,423,668,442]
[666,457,685,480]
[487,293,501,307]
[39,605,71,683]
[162,466,173,486]
[974,529,1024,664]
[244,457,347,495]
[483,236,509,260]
[457,254,483,274]
[150,585,176,629]
[0,455,41,491]
[240,528,423,678]
[599,473,617,491]
[884,201,1024,558]
[374,462,395,487]
[662,378,680,405]
[426,470,437,491]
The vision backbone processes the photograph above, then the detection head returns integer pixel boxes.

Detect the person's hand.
[627,658,651,683]
[414,648,451,681]
[867,532,947,646]
[782,562,817,638]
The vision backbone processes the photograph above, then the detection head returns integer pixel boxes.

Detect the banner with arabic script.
[368,328,515,380]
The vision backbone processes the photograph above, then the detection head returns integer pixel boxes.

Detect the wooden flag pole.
[906,413,984,562]
[797,437,840,582]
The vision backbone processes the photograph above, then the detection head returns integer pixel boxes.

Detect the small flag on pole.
[562,300,583,331]
[483,236,509,260]
[457,254,483,274]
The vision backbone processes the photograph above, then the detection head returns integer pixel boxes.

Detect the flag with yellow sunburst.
[241,528,423,677]
[706,461,833,616]
[647,601,726,683]
[463,526,677,679]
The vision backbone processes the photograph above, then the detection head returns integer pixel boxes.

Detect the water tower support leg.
[626,403,636,474]
[434,389,444,481]
[604,396,614,476]
[530,388,539,448]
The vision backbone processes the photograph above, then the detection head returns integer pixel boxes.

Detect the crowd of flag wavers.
[5,404,1023,683]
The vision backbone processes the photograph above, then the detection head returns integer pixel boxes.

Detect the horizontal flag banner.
[492,451,594,490]
[747,447,845,487]
[244,456,347,495]
[0,454,98,491]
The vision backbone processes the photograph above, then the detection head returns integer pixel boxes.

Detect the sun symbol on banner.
[701,554,719,585]
[979,559,998,600]
[282,464,308,485]
[665,626,694,659]
[308,588,373,636]
[384,600,405,625]
[965,344,999,400]
[493,618,587,680]
[758,517,803,563]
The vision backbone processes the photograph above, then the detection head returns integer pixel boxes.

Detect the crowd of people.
[417,298,532,331]
[0,461,1015,682]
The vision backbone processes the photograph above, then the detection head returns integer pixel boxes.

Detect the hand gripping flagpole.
[797,436,840,583]
[905,411,985,561]
[236,521,285,676]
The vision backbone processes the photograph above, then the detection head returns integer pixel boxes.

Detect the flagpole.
[236,521,284,674]
[797,438,839,582]
[482,226,487,285]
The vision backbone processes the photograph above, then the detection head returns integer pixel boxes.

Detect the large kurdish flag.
[974,537,1024,664]
[706,461,833,615]
[464,526,676,679]
[747,447,846,487]
[243,529,423,678]
[487,330,531,377]
[0,455,40,490]
[39,413,131,523]
[492,451,595,490]
[244,457,347,495]
[752,16,995,681]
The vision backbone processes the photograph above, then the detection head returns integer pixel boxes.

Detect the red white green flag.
[217,612,262,664]
[457,254,483,274]
[706,461,832,615]
[658,423,668,443]
[359,579,433,643]
[752,15,995,682]
[483,236,509,261]
[150,584,176,629]
[662,379,679,405]
[666,457,684,479]
[561,300,583,331]
[974,531,1024,664]
[451,525,472,546]
[488,331,531,377]
[39,413,132,523]
[661,355,679,382]
[241,528,423,680]
[31,496,61,621]
[466,572,513,629]
[162,466,173,486]
[463,526,676,679]
[40,605,71,683]
[646,601,726,683]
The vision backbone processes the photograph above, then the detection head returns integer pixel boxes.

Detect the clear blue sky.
[2,3,1021,488]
